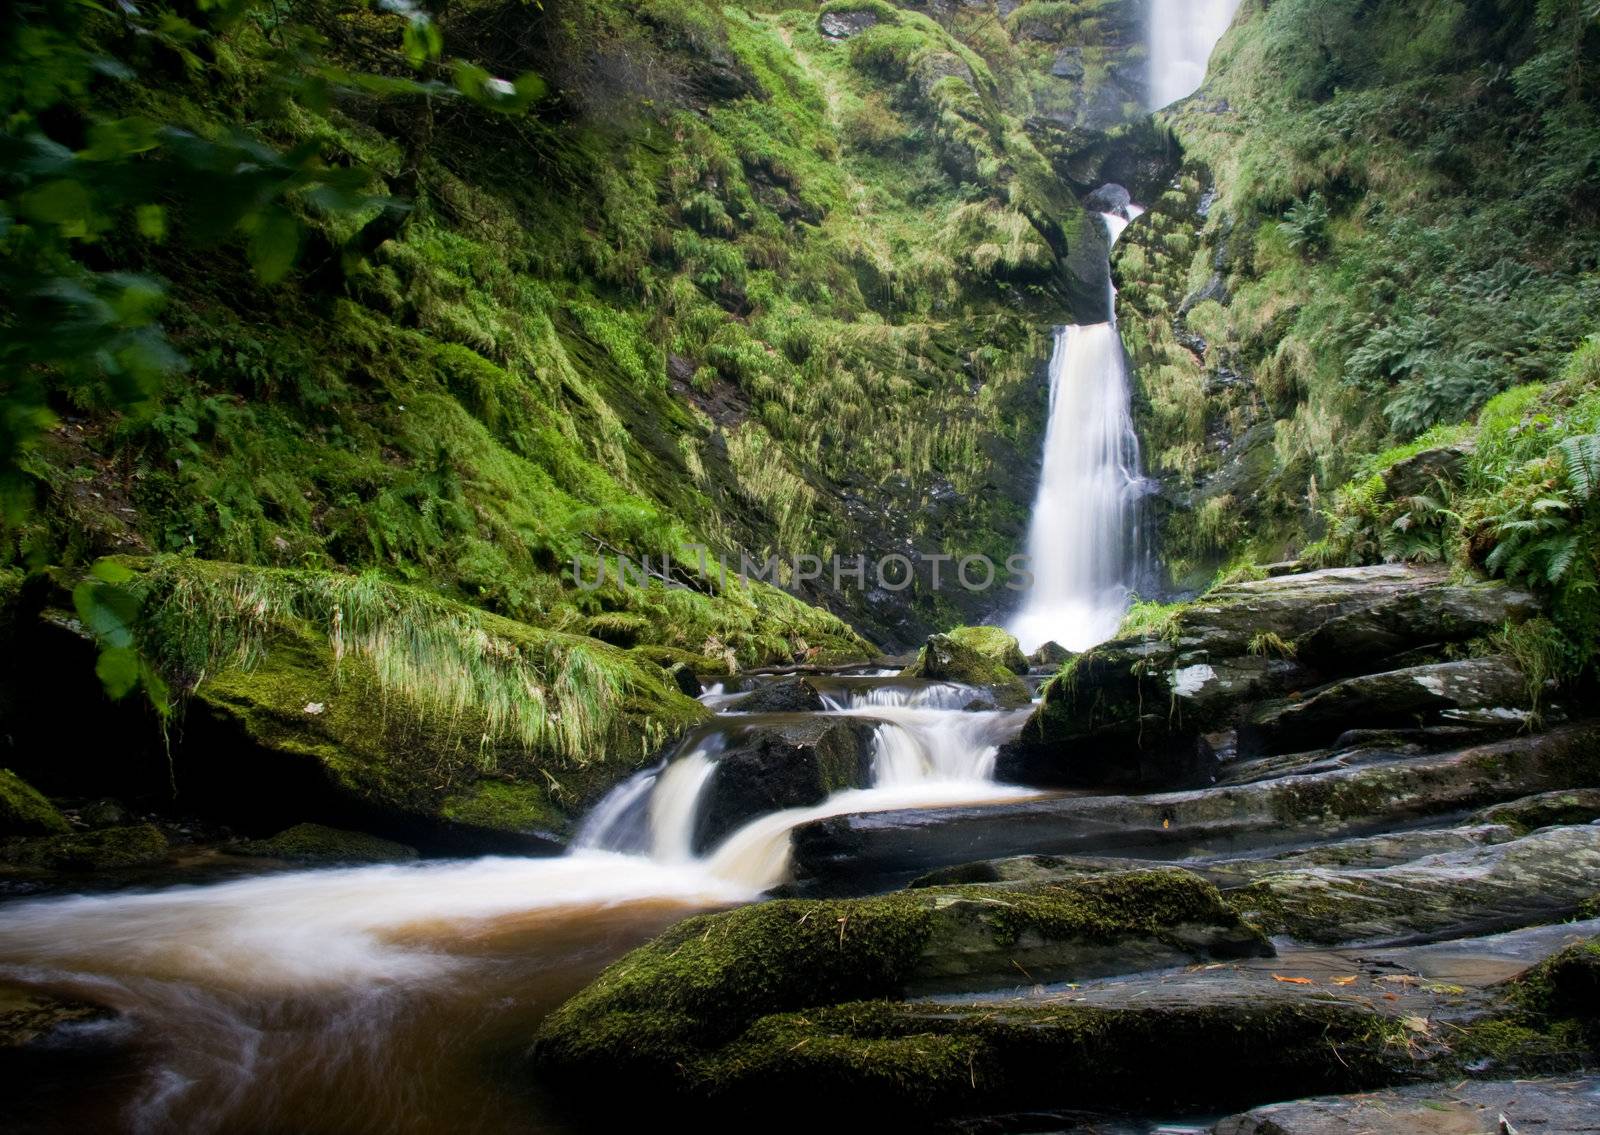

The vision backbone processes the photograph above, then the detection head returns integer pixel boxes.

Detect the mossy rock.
[0,770,70,837]
[227,822,418,864]
[534,869,1277,1115]
[149,563,714,849]
[900,634,1031,707]
[1478,790,1600,835]
[945,626,1029,674]
[0,824,168,872]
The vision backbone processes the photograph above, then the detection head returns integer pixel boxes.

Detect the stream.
[0,676,1036,1133]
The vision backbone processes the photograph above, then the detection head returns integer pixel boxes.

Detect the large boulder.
[1214,1076,1600,1135]
[0,770,69,837]
[1242,656,1536,756]
[532,872,1596,1124]
[901,634,1031,708]
[533,870,1279,1118]
[694,719,875,852]
[724,676,827,714]
[997,566,1541,789]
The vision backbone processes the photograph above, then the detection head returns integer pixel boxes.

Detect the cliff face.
[1114,0,1600,590]
[5,0,1166,653]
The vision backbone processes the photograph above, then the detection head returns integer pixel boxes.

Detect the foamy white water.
[0,675,1036,1130]
[1149,0,1243,108]
[0,852,754,992]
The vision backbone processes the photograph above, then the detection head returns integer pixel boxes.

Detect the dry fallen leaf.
[1273,974,1315,985]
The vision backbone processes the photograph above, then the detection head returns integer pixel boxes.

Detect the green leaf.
[246,208,299,284]
[95,646,141,699]
[136,204,166,240]
[90,559,135,584]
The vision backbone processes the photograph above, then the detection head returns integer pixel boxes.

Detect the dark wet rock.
[76,797,132,829]
[1230,824,1600,946]
[1243,657,1535,757]
[0,983,130,1111]
[695,719,875,852]
[0,770,69,837]
[796,725,1600,888]
[997,566,1543,790]
[226,822,419,865]
[1084,182,1132,214]
[724,676,827,714]
[1213,1076,1600,1134]
[0,987,116,1052]
[901,634,1031,708]
[1478,789,1600,834]
[1027,641,1072,669]
[0,824,168,872]
[1049,47,1085,80]
[912,823,1519,892]
[819,8,878,38]
[666,663,702,698]
[1296,582,1538,676]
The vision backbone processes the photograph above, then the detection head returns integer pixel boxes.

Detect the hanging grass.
[132,557,651,765]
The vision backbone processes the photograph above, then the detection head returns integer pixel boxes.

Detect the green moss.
[229,822,418,864]
[0,824,169,872]
[945,626,1028,673]
[0,769,70,837]
[441,780,567,837]
[902,634,1030,705]
[535,869,1270,1105]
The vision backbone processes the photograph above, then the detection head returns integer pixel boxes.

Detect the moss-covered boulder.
[900,634,1031,708]
[1477,790,1600,834]
[225,823,418,865]
[533,870,1272,1110]
[0,770,69,837]
[945,626,1029,674]
[996,566,1544,789]
[0,824,168,872]
[102,559,716,852]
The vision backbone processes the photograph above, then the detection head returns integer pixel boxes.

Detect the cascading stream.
[0,675,1033,1132]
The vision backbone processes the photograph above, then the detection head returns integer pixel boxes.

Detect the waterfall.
[1010,209,1147,654]
[1148,0,1243,109]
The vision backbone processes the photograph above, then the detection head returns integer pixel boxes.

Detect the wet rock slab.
[792,725,1600,889]
[1212,1076,1600,1134]
[1230,823,1600,945]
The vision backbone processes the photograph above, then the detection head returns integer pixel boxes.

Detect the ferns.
[1558,434,1600,499]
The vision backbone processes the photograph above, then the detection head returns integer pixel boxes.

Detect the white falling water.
[1010,209,1147,654]
[1148,0,1243,109]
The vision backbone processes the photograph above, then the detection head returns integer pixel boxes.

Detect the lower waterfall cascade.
[1010,206,1151,654]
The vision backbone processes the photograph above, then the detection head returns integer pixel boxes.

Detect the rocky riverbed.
[531,565,1600,1130]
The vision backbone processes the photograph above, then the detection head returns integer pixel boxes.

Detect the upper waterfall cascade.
[1149,0,1244,109]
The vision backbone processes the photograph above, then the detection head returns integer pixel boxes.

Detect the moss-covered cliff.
[1116,0,1600,592]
